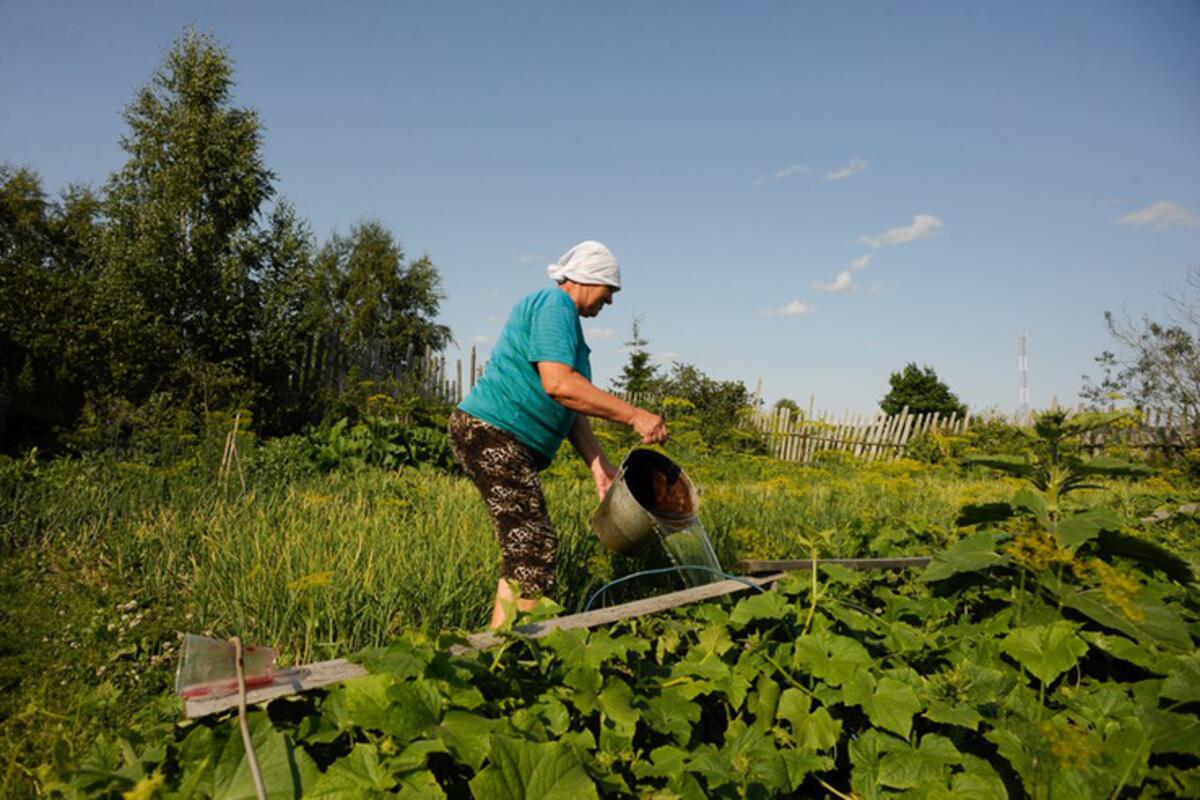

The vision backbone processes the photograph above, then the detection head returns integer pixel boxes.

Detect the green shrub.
[302,415,457,473]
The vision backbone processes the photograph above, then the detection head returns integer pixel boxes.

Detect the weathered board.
[184,658,369,719]
[185,571,788,719]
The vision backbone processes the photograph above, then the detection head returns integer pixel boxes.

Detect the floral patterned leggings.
[448,409,557,597]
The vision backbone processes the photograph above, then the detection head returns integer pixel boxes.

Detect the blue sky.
[3,1,1198,414]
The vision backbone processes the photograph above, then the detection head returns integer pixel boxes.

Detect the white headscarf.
[546,240,621,289]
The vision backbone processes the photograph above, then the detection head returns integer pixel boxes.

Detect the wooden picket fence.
[752,404,1197,464]
[304,338,485,406]
[1076,408,1194,456]
[408,346,484,405]
[752,406,970,463]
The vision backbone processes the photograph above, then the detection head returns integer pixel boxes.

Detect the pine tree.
[612,316,660,397]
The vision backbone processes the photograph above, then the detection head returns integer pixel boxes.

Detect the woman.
[449,241,668,628]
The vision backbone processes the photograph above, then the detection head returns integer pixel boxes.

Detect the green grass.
[1,436,1197,797]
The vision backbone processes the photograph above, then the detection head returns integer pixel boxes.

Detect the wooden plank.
[800,414,813,463]
[792,413,803,462]
[870,413,889,461]
[733,556,931,573]
[868,414,885,462]
[840,410,854,457]
[778,409,788,461]
[185,658,369,719]
[849,413,864,458]
[450,572,788,656]
[186,572,788,719]
[897,409,911,455]
[802,415,816,463]
[879,413,896,459]
[854,413,869,459]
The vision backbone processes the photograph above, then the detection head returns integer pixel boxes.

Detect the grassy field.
[1,427,1197,796]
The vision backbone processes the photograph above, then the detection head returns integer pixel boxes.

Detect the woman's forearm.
[568,415,612,473]
[539,361,668,445]
[542,368,637,425]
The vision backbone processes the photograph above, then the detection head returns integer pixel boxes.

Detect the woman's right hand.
[631,408,668,444]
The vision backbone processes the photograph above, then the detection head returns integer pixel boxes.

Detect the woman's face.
[579,284,616,317]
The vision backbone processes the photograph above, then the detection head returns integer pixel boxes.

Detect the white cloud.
[584,326,617,339]
[861,214,944,248]
[825,157,868,181]
[814,270,854,293]
[782,300,815,316]
[762,300,816,317]
[849,253,873,271]
[754,162,812,186]
[471,335,491,344]
[1117,201,1200,231]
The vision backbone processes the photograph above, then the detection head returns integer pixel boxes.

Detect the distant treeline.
[0,31,450,451]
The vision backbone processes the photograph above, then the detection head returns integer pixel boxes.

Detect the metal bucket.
[592,448,699,556]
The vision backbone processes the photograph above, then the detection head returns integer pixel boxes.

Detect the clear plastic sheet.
[174,634,276,699]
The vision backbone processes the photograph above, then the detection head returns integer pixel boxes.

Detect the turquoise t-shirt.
[459,287,592,462]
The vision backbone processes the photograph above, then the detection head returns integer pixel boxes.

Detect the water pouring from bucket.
[591,448,722,587]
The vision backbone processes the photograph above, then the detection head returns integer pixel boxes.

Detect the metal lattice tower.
[1018,332,1030,420]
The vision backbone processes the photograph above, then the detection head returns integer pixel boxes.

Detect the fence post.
[897,407,914,458]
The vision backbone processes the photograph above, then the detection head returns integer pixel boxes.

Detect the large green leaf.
[468,736,598,800]
[720,719,792,792]
[352,638,433,678]
[543,628,637,694]
[1051,578,1194,653]
[210,712,319,800]
[729,589,790,627]
[384,679,445,736]
[951,755,1009,799]
[923,700,983,731]
[920,532,1008,582]
[435,711,496,771]
[1162,654,1200,704]
[1094,531,1195,584]
[849,729,903,800]
[775,689,840,751]
[1073,455,1155,478]
[632,745,688,780]
[1080,631,1162,672]
[308,744,395,797]
[843,672,923,739]
[645,687,701,745]
[955,502,1015,528]
[1055,507,1122,548]
[1146,710,1200,756]
[876,734,962,790]
[324,673,395,732]
[999,621,1088,684]
[962,455,1038,478]
[597,677,640,735]
[395,769,446,799]
[1012,487,1049,527]
[1059,410,1133,437]
[793,630,873,686]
